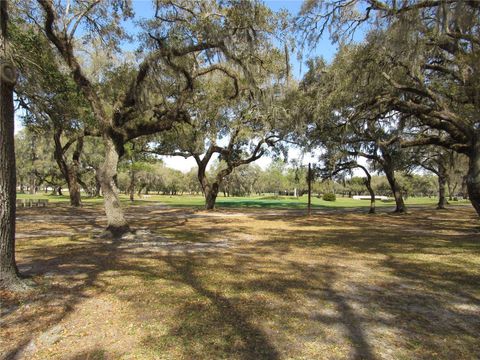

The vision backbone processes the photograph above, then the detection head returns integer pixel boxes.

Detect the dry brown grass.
[1,204,479,359]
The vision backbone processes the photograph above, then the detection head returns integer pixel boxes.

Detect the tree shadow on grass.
[4,206,480,359]
[67,347,109,360]
[1,236,123,359]
[126,241,380,359]
[2,207,259,359]
[154,256,281,360]
[225,251,480,358]
[214,253,379,359]
[238,209,480,358]
[303,264,375,360]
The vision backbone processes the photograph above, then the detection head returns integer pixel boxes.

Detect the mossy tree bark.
[0,1,28,290]
[357,165,375,214]
[437,167,448,210]
[0,61,23,289]
[467,140,480,216]
[384,164,406,213]
[98,135,130,237]
[53,130,84,207]
[205,183,220,210]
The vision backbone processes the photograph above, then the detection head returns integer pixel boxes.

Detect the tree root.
[0,274,35,292]
[96,225,132,240]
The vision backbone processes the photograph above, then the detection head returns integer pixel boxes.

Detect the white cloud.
[160,155,198,173]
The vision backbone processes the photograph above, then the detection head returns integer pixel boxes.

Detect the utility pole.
[307,163,312,216]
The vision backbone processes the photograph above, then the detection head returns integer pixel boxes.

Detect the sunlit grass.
[16,192,471,209]
[2,205,479,359]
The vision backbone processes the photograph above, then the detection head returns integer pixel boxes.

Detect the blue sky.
[264,0,339,76]
[125,0,339,79]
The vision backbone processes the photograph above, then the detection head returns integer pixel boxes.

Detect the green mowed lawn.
[16,192,471,209]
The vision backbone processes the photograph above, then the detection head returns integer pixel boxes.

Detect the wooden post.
[307,163,312,216]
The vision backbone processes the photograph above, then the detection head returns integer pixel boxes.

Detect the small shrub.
[322,193,336,201]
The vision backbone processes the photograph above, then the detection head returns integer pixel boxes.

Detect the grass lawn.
[16,192,472,209]
[1,204,479,359]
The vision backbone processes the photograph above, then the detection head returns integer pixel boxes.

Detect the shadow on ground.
[1,206,479,359]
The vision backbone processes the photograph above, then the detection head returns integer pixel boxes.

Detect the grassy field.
[1,204,479,359]
[16,192,472,209]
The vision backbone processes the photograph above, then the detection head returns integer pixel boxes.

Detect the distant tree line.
[15,128,467,204]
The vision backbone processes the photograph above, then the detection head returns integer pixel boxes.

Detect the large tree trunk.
[384,166,406,213]
[358,165,375,214]
[68,136,83,206]
[197,167,220,209]
[67,169,81,205]
[98,135,129,237]
[466,141,480,216]
[205,183,220,210]
[53,132,83,207]
[29,174,36,194]
[0,2,26,290]
[437,170,448,210]
[128,170,135,202]
[94,170,101,197]
[365,178,375,214]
